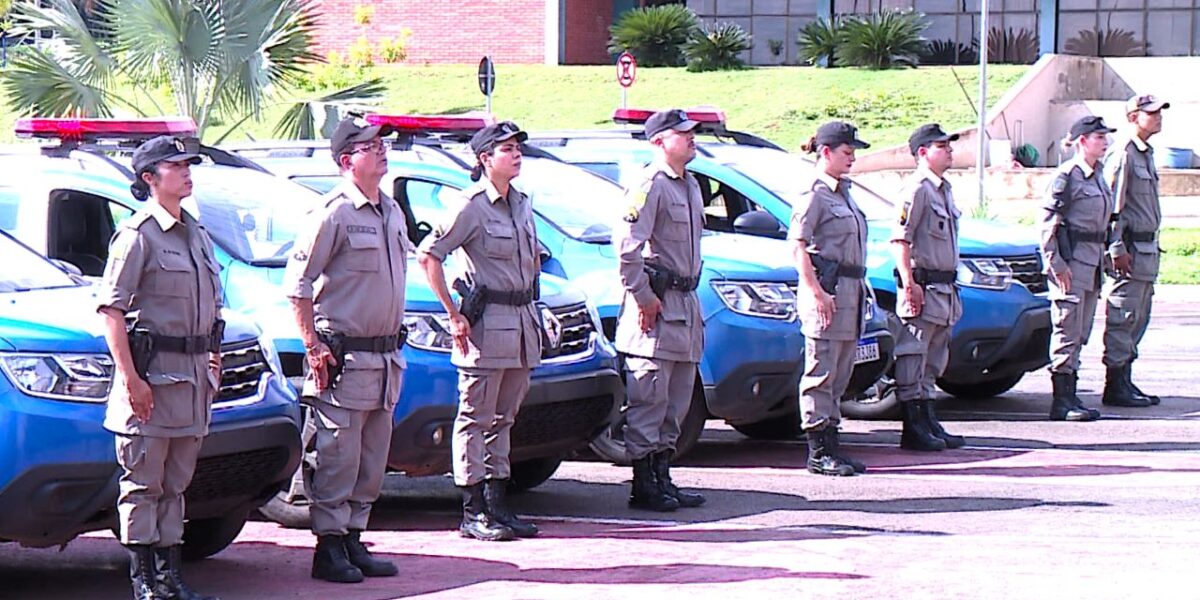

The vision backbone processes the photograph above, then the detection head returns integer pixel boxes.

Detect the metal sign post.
[976,0,990,210]
[478,56,496,114]
[617,51,637,108]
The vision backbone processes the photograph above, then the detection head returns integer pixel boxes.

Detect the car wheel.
[731,408,800,440]
[937,373,1024,399]
[507,457,564,493]
[182,511,248,561]
[589,375,708,465]
[841,376,901,420]
[256,489,312,530]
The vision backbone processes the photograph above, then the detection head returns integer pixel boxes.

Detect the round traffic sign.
[617,51,637,88]
[478,56,496,96]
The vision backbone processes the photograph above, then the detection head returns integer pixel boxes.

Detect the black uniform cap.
[131,135,202,174]
[644,109,700,139]
[908,123,960,155]
[814,121,870,150]
[469,121,528,155]
[1069,115,1116,139]
[331,116,395,162]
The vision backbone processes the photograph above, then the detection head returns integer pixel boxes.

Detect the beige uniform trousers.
[115,434,202,546]
[799,338,856,430]
[623,356,697,461]
[305,399,395,536]
[453,367,532,487]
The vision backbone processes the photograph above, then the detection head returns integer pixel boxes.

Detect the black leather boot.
[628,456,680,512]
[311,534,364,583]
[459,483,515,541]
[1124,363,1160,405]
[125,544,159,600]
[1050,372,1098,421]
[650,450,706,508]
[918,398,964,449]
[344,530,398,577]
[1070,372,1101,420]
[805,429,856,476]
[1102,366,1151,407]
[484,479,539,537]
[823,428,866,473]
[153,545,218,600]
[900,401,946,451]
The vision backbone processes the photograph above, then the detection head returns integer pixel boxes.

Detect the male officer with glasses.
[286,117,409,583]
[613,109,707,512]
[1101,94,1170,408]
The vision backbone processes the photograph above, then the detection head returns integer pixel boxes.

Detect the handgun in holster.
[209,319,225,352]
[316,330,346,387]
[452,275,486,326]
[643,264,672,300]
[809,253,841,295]
[1056,226,1074,262]
[126,325,156,381]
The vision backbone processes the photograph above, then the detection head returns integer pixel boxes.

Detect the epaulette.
[118,210,154,231]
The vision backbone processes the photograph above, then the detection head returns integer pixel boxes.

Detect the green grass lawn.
[1,64,1028,151]
[1159,228,1200,284]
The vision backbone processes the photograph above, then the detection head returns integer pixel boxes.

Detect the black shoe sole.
[806,465,857,477]
[311,569,365,584]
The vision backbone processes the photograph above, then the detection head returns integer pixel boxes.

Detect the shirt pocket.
[346,233,380,271]
[481,313,520,358]
[661,202,691,241]
[927,202,951,239]
[153,251,193,297]
[483,221,517,259]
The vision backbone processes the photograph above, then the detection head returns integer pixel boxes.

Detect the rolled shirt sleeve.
[786,191,819,244]
[97,228,147,314]
[418,196,478,262]
[284,209,338,300]
[891,183,930,245]
[613,181,659,307]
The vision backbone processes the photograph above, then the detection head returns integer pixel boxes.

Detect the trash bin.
[1162,147,1194,169]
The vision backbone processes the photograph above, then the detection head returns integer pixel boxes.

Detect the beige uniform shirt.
[1040,157,1115,295]
[611,160,705,363]
[285,180,409,410]
[788,172,868,341]
[418,179,542,370]
[1104,135,1162,281]
[98,202,222,437]
[891,168,963,327]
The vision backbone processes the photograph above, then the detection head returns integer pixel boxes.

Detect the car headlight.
[257,336,286,379]
[864,287,877,321]
[403,312,454,352]
[711,281,797,320]
[957,258,1013,290]
[0,353,113,402]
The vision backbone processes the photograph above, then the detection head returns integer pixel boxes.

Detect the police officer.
[1101,94,1170,408]
[285,117,407,583]
[790,121,870,477]
[1040,115,1117,421]
[418,121,542,541]
[98,135,221,600]
[612,109,707,512]
[890,124,966,451]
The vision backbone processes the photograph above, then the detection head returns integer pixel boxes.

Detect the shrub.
[797,18,842,67]
[1064,28,1147,57]
[768,38,784,58]
[837,10,929,69]
[379,29,411,63]
[921,38,977,65]
[348,36,375,67]
[608,4,698,67]
[987,27,1038,64]
[684,22,752,72]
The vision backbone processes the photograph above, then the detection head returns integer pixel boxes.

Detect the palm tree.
[2,0,385,140]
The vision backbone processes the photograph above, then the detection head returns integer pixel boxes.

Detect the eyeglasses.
[350,139,388,155]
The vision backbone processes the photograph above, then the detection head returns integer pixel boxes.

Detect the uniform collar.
[339,179,380,209]
[916,166,945,189]
[1130,134,1150,152]
[482,178,513,204]
[652,158,685,180]
[814,170,842,193]
[1070,155,1097,178]
[146,200,183,232]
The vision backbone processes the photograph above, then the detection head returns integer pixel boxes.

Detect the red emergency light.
[14,117,198,141]
[612,107,727,126]
[366,113,495,134]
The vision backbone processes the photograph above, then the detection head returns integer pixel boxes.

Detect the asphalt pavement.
[3,287,1198,599]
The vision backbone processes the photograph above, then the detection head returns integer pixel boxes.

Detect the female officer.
[788,121,870,477]
[1041,116,1117,422]
[418,122,542,541]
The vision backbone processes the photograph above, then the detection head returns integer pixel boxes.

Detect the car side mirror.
[732,210,785,238]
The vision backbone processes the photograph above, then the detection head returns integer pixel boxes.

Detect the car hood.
[865,217,1040,257]
[699,233,796,282]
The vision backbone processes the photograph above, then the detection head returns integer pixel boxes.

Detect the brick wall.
[311,0,547,64]
[563,0,614,65]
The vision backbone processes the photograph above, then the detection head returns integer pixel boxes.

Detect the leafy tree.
[837,10,929,69]
[608,4,698,67]
[684,22,752,72]
[797,17,843,67]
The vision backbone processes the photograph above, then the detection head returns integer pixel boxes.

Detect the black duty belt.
[337,327,410,353]
[835,264,867,279]
[481,287,537,306]
[645,264,701,293]
[151,333,220,354]
[1069,229,1107,244]
[913,267,956,285]
[1128,231,1157,243]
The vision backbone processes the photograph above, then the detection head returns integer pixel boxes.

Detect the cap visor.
[850,139,871,149]
[348,124,386,144]
[496,130,529,144]
[1143,101,1168,112]
[673,119,701,132]
[161,152,202,165]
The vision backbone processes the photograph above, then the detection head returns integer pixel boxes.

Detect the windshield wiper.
[247,258,287,268]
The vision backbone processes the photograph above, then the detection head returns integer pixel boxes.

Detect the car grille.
[185,447,291,503]
[541,302,595,361]
[512,395,616,449]
[1004,254,1048,294]
[216,341,269,404]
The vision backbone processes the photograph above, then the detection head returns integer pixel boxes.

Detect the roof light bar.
[612,107,727,126]
[366,113,496,134]
[14,117,198,141]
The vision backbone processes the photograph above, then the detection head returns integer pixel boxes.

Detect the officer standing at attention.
[98,135,221,600]
[612,109,707,512]
[1101,94,1170,408]
[285,117,407,583]
[418,121,542,541]
[890,124,966,451]
[1040,116,1117,421]
[790,121,870,477]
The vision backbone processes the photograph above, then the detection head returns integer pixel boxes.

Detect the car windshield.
[704,144,896,221]
[291,175,341,195]
[0,230,80,292]
[515,158,624,243]
[184,166,323,267]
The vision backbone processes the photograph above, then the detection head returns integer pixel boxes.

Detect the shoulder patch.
[624,189,648,223]
[899,200,911,226]
[1051,173,1069,195]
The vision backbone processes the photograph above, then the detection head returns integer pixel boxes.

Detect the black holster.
[643,263,700,301]
[810,254,841,295]
[127,327,155,380]
[1056,226,1074,262]
[316,331,346,386]
[453,276,486,326]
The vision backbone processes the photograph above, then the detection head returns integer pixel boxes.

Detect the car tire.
[937,373,1024,399]
[182,511,248,561]
[841,376,901,420]
[731,409,799,440]
[257,490,313,530]
[507,457,564,493]
[589,376,708,465]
